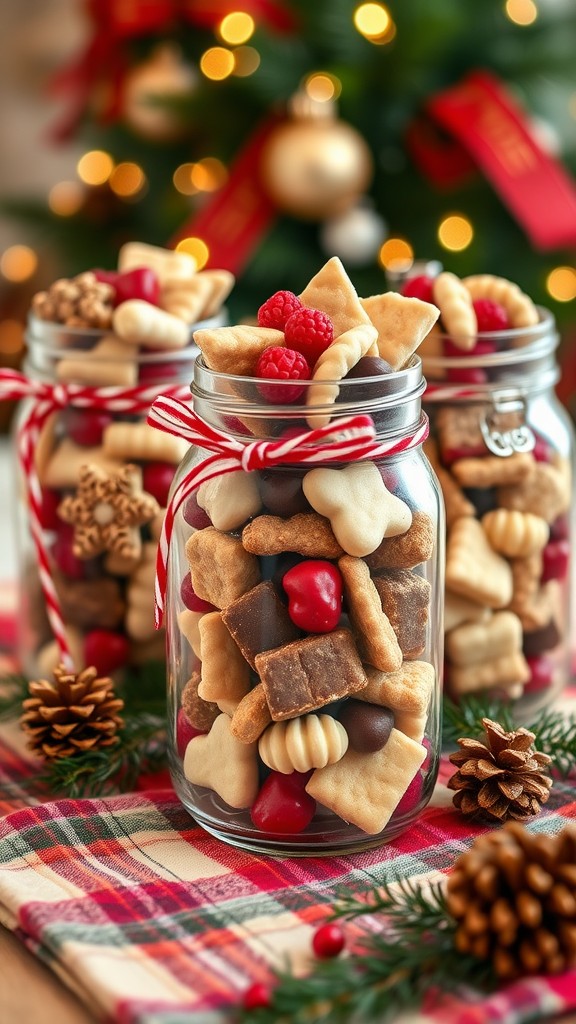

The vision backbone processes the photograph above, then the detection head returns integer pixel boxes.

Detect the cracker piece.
[181,670,220,732]
[57,336,138,387]
[306,322,378,422]
[373,570,431,660]
[508,553,544,617]
[360,292,440,370]
[118,242,196,282]
[186,528,261,608]
[432,272,476,347]
[242,513,343,559]
[305,728,426,834]
[182,713,259,808]
[358,662,435,741]
[298,256,371,338]
[451,452,534,489]
[199,269,235,318]
[449,652,530,695]
[445,517,513,608]
[103,421,189,465]
[160,274,214,323]
[338,556,402,672]
[230,683,273,744]
[255,628,368,721]
[446,610,523,667]
[497,462,569,523]
[193,324,283,375]
[512,580,558,633]
[177,609,204,657]
[445,592,491,633]
[221,582,300,670]
[197,611,251,710]
[365,511,434,570]
[463,274,539,329]
[40,439,123,489]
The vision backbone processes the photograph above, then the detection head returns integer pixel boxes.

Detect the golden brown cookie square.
[197,610,251,711]
[373,569,431,660]
[338,555,402,672]
[186,528,261,608]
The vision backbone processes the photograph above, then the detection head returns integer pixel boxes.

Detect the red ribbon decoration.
[0,370,191,668]
[50,0,296,140]
[147,394,430,628]
[408,70,576,251]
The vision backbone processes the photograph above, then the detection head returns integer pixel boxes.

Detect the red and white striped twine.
[147,394,429,627]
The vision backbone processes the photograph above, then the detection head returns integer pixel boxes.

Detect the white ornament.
[320,204,387,266]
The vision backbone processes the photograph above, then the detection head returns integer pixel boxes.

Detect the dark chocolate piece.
[338,699,394,752]
[221,581,300,670]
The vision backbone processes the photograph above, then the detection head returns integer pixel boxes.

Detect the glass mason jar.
[16,310,224,681]
[166,356,444,855]
[422,308,574,720]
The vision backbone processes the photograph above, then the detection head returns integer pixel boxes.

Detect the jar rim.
[422,306,558,372]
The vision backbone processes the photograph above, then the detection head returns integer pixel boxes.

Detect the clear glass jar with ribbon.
[149,354,444,855]
[4,309,223,684]
[422,308,574,720]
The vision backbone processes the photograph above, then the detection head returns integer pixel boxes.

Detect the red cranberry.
[114,267,160,307]
[541,539,570,583]
[180,574,216,613]
[84,630,130,674]
[40,488,62,531]
[550,514,569,541]
[250,770,316,833]
[446,366,488,385]
[176,708,204,758]
[532,435,552,462]
[473,297,510,333]
[525,655,554,694]
[138,356,184,383]
[394,771,424,817]
[282,561,342,632]
[312,923,346,959]
[182,493,211,529]
[401,274,435,304]
[65,410,114,447]
[142,462,174,507]
[443,338,496,359]
[242,982,273,1010]
[52,525,89,580]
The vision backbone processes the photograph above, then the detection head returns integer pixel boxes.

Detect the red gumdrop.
[242,982,274,1010]
[40,488,62,531]
[401,274,435,304]
[443,338,497,359]
[84,630,130,674]
[394,770,424,817]
[182,493,211,529]
[250,770,316,833]
[180,574,216,613]
[532,435,552,462]
[446,366,488,385]
[176,707,204,758]
[93,269,119,288]
[138,355,184,383]
[142,461,174,506]
[52,524,89,580]
[550,513,569,541]
[114,267,161,307]
[312,923,346,959]
[525,655,554,695]
[541,539,570,583]
[65,409,114,447]
[282,560,342,632]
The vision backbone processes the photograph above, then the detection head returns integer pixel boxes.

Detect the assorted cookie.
[176,259,440,839]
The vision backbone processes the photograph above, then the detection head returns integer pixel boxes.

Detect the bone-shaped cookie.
[197,470,261,531]
[182,713,259,808]
[302,461,412,557]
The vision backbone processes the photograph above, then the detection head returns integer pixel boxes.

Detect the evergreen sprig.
[0,674,28,722]
[239,879,496,1023]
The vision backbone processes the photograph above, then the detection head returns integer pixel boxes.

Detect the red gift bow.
[147,393,430,628]
[50,0,296,140]
[0,369,191,668]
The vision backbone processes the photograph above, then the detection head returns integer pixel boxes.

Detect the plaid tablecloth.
[1,650,576,1024]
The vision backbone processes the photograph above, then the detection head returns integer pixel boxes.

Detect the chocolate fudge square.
[221,581,300,670]
[373,569,431,660]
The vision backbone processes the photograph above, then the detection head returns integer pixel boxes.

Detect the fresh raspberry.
[473,297,510,333]
[255,345,310,403]
[284,306,333,367]
[401,274,435,304]
[257,289,302,329]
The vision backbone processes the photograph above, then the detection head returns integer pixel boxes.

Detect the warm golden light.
[172,163,198,195]
[0,319,24,355]
[304,73,342,103]
[438,214,474,251]
[190,158,228,192]
[378,238,414,271]
[175,237,210,270]
[0,245,38,282]
[546,266,576,302]
[354,3,393,41]
[76,150,114,186]
[219,11,255,44]
[48,181,84,217]
[505,0,538,26]
[109,162,146,198]
[232,46,261,77]
[200,47,235,81]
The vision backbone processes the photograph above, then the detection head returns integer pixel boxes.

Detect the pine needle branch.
[442,694,515,746]
[0,674,29,722]
[529,708,576,777]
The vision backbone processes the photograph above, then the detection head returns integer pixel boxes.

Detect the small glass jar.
[16,310,224,681]
[166,357,444,855]
[422,309,574,719]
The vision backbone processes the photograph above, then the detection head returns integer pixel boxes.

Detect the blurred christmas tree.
[5,0,576,326]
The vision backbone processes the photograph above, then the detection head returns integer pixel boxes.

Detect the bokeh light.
[109,163,147,198]
[304,73,342,102]
[546,266,576,302]
[232,46,261,76]
[0,319,24,355]
[200,47,235,81]
[190,158,228,192]
[353,3,395,43]
[438,214,474,251]
[378,238,414,272]
[175,237,210,270]
[219,12,255,44]
[0,245,38,282]
[173,163,198,196]
[505,0,538,26]
[76,150,114,186]
[48,181,84,217]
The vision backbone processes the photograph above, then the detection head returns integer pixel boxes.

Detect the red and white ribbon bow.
[0,369,190,668]
[148,393,429,627]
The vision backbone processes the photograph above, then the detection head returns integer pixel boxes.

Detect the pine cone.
[20,664,124,759]
[448,718,552,822]
[446,821,576,980]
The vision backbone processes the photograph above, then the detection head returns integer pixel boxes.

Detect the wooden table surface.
[0,924,97,1023]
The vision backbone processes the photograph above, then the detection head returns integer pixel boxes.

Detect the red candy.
[541,539,570,583]
[257,289,302,330]
[180,574,216,613]
[532,435,552,463]
[84,629,130,674]
[40,488,62,531]
[242,982,274,1011]
[182,493,211,529]
[95,266,160,307]
[550,513,569,541]
[525,655,554,695]
[255,346,310,404]
[142,462,174,506]
[443,338,496,359]
[401,274,435,304]
[250,770,316,833]
[52,524,89,580]
[284,306,334,367]
[312,923,346,959]
[446,366,488,385]
[176,707,204,757]
[65,410,114,447]
[282,561,342,632]
[394,770,424,817]
[473,297,510,333]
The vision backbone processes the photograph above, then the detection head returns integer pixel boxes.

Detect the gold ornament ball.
[122,45,196,142]
[260,118,373,221]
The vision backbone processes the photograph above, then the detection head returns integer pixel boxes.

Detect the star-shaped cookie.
[58,463,160,561]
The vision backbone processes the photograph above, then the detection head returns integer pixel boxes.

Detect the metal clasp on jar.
[479,389,535,457]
